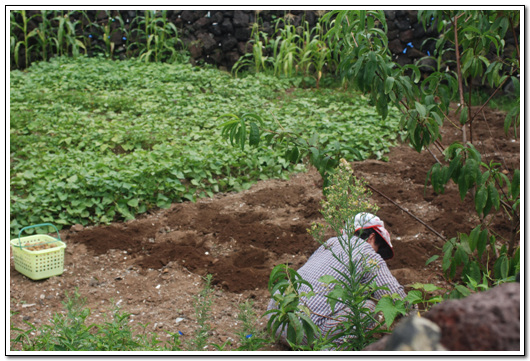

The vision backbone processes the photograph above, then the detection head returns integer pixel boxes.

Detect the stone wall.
[12,10,439,71]
[12,10,518,74]
[169,10,439,71]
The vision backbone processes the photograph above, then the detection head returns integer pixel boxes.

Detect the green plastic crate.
[10,223,66,280]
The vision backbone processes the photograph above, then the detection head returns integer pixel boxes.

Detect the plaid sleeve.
[363,251,407,300]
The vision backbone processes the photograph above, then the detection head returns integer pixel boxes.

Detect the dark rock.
[188,41,203,59]
[110,30,123,45]
[196,32,216,54]
[305,11,316,26]
[400,29,414,43]
[209,49,223,64]
[406,10,418,24]
[395,54,411,67]
[387,29,399,41]
[233,10,249,28]
[262,21,272,35]
[395,10,407,19]
[234,27,251,41]
[193,17,210,31]
[424,283,520,351]
[221,35,238,51]
[388,38,404,55]
[365,283,520,352]
[225,51,240,67]
[238,41,253,54]
[96,10,108,20]
[211,22,222,36]
[413,25,426,39]
[211,11,224,24]
[181,10,199,24]
[385,10,396,21]
[395,19,410,31]
[406,48,424,59]
[220,18,233,34]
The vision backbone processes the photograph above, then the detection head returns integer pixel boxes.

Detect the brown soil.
[9,106,520,351]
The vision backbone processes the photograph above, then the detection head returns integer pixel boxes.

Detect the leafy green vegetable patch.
[10,57,400,234]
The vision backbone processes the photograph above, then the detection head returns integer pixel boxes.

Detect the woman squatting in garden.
[266,212,407,349]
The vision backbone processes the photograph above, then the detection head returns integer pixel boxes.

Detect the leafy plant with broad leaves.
[264,264,320,347]
[374,283,443,328]
[415,10,521,295]
[219,112,366,188]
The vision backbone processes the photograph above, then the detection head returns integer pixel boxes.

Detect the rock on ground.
[365,282,520,351]
[424,282,520,351]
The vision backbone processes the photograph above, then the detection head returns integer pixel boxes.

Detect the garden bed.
[9,105,519,351]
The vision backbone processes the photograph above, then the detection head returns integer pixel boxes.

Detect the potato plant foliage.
[10,56,401,234]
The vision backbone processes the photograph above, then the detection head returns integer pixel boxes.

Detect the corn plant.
[52,10,87,58]
[233,16,334,86]
[298,21,333,87]
[26,10,55,63]
[269,19,301,77]
[129,10,183,63]
[232,21,270,76]
[10,10,38,68]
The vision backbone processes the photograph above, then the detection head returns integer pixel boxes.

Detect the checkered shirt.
[267,235,406,345]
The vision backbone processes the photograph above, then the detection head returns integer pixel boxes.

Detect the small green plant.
[186,274,215,351]
[403,283,444,313]
[11,290,153,351]
[10,289,184,351]
[229,300,270,351]
[373,283,443,329]
[264,264,320,347]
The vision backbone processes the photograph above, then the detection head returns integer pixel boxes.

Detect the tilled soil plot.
[9,106,520,351]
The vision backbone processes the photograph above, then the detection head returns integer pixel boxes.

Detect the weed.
[10,289,184,351]
[234,300,271,351]
[186,274,215,351]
